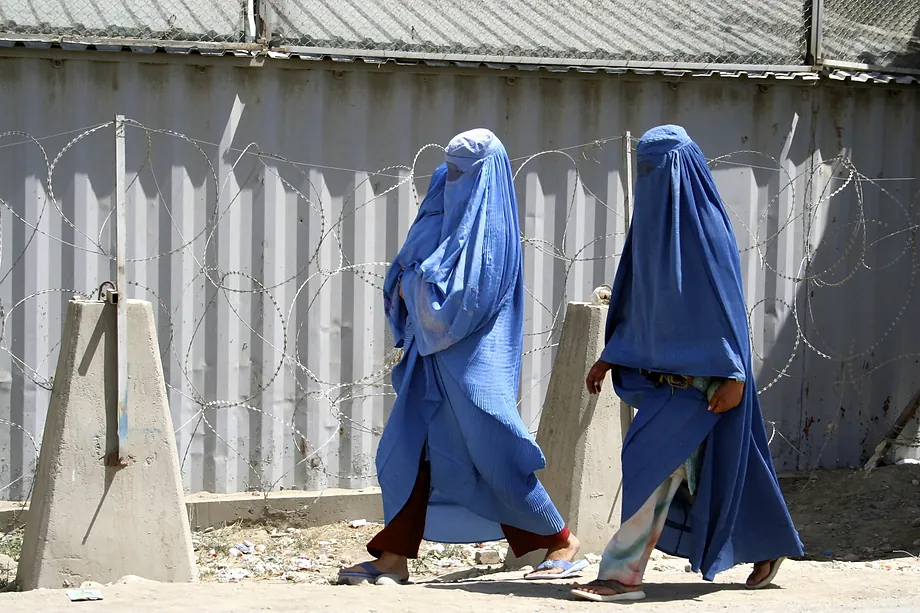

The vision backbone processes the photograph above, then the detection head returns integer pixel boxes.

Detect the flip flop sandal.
[571,581,646,602]
[375,573,410,586]
[337,562,385,585]
[523,558,589,580]
[746,557,787,590]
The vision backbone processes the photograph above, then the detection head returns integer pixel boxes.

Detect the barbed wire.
[0,119,915,513]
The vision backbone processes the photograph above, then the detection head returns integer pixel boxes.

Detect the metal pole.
[620,130,635,440]
[255,0,272,44]
[623,130,633,232]
[246,0,257,43]
[806,0,824,66]
[114,115,130,466]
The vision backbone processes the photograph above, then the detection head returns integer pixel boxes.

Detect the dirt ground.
[0,563,918,612]
[0,464,919,610]
[780,463,920,561]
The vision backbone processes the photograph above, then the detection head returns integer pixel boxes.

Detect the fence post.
[621,131,634,439]
[18,118,197,589]
[255,0,273,44]
[111,114,130,466]
[805,0,824,66]
[245,0,257,42]
[623,130,633,232]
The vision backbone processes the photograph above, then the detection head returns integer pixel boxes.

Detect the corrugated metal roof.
[2,38,916,86]
[826,68,920,85]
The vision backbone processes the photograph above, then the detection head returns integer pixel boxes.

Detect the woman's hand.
[586,360,615,394]
[709,379,744,414]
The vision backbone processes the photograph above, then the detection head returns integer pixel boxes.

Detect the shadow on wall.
[824,0,920,69]
[892,14,920,69]
[754,115,920,472]
[876,10,920,69]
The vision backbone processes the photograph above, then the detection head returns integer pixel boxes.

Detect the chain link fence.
[261,0,810,66]
[0,0,252,44]
[822,0,920,69]
[1,1,919,71]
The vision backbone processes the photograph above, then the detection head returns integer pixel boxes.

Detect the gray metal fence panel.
[0,55,917,501]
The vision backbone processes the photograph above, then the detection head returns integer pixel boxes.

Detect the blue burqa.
[601,125,803,581]
[377,128,566,544]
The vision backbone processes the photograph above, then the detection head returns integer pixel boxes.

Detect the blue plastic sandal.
[524,558,589,580]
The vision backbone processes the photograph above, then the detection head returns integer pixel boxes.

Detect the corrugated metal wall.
[0,50,917,499]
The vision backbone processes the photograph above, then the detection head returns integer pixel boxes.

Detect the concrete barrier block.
[506,301,629,569]
[17,299,197,590]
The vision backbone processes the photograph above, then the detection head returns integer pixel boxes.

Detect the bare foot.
[339,552,410,583]
[746,558,780,587]
[571,579,644,600]
[524,533,582,577]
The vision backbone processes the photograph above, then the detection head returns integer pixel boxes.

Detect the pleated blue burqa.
[600,125,804,581]
[377,128,566,543]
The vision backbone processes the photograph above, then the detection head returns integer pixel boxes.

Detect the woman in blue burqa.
[338,128,587,585]
[571,125,803,602]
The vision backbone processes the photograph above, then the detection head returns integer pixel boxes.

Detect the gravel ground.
[191,521,508,584]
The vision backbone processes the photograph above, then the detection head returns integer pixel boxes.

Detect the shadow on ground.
[424,579,747,602]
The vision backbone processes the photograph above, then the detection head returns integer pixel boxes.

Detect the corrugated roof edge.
[0,37,917,85]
